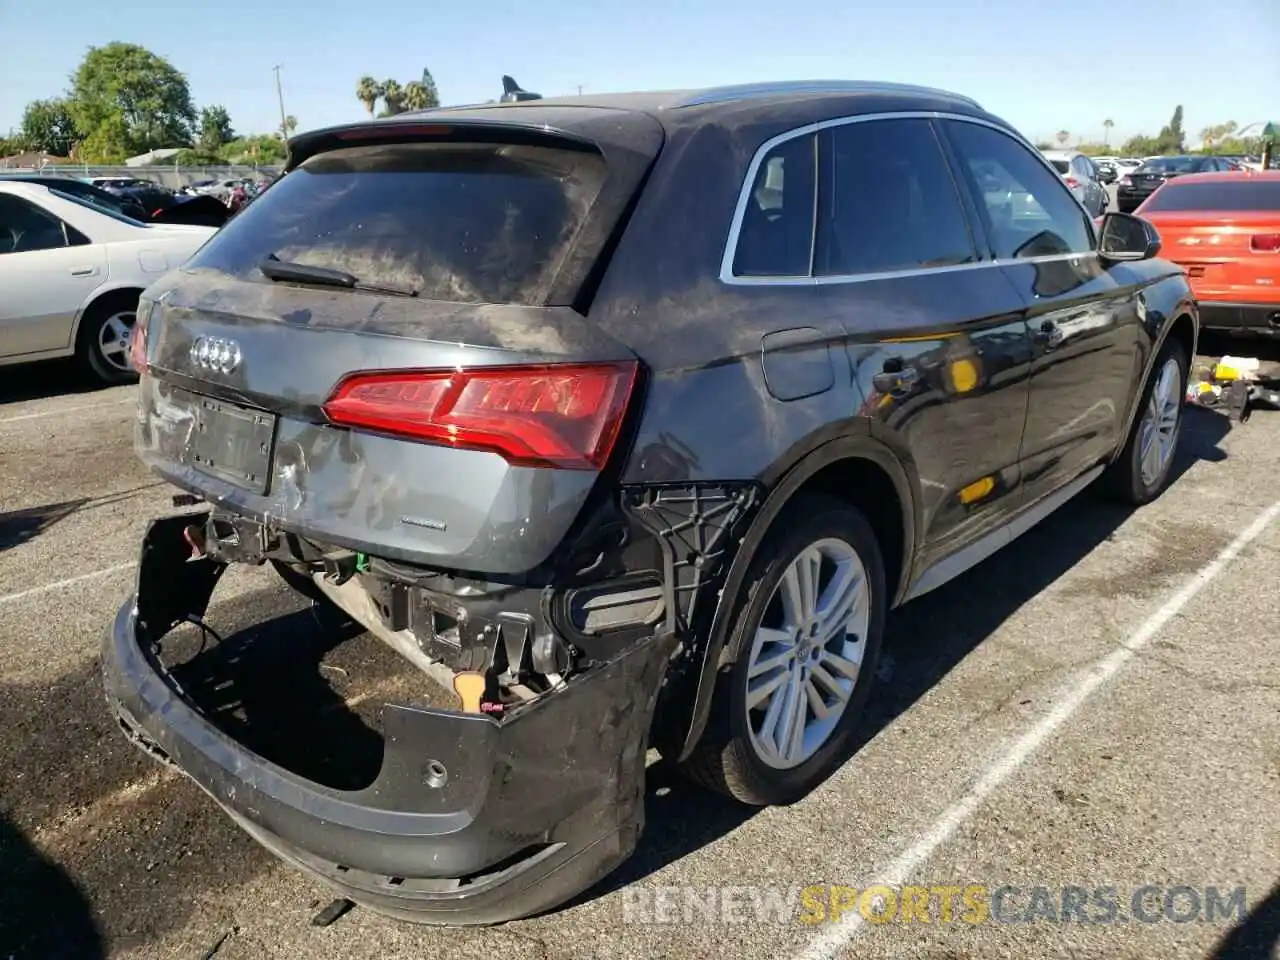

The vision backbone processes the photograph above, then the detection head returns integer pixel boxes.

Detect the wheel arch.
[1112,290,1198,463]
[71,284,145,347]
[668,432,919,761]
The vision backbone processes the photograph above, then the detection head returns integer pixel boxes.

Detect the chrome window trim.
[719,110,1098,287]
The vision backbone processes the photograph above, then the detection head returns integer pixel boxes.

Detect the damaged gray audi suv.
[104,80,1197,925]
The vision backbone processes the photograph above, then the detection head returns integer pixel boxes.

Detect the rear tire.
[76,292,140,386]
[1102,337,1188,505]
[679,493,886,805]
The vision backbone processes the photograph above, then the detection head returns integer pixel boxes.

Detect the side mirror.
[1099,211,1161,262]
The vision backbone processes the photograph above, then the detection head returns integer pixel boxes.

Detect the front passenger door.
[942,121,1144,504]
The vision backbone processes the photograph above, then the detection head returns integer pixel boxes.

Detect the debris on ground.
[310,897,355,928]
[1185,354,1280,421]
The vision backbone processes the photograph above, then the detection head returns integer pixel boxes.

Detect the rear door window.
[186,142,607,305]
[731,133,817,278]
[945,122,1093,260]
[814,118,976,276]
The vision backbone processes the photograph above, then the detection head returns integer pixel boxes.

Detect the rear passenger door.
[815,117,1035,582]
[941,119,1144,505]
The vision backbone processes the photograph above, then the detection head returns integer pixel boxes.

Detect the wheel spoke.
[814,558,864,644]
[757,672,790,755]
[820,648,863,683]
[107,315,132,341]
[746,668,788,711]
[748,627,795,678]
[780,672,808,763]
[809,660,851,701]
[101,340,128,358]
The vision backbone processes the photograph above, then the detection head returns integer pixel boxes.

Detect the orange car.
[1133,170,1280,334]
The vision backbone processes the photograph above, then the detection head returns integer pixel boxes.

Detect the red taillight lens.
[1064,176,1080,189]
[1250,234,1280,252]
[323,363,639,470]
[127,319,148,373]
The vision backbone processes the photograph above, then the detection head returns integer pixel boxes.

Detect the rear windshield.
[1142,180,1280,213]
[186,142,606,305]
[1137,157,1197,173]
[1049,160,1069,174]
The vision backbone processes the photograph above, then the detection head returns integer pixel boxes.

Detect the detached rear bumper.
[1197,301,1280,335]
[102,513,673,925]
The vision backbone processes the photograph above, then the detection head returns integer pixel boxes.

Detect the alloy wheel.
[97,310,136,373]
[743,537,870,770]
[1138,355,1182,488]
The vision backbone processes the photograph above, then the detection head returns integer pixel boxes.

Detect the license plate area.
[181,391,276,494]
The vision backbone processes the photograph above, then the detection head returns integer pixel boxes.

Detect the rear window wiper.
[258,255,418,297]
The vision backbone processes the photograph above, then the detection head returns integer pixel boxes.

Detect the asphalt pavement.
[1,337,1277,960]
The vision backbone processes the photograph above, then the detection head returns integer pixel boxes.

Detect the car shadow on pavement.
[0,484,168,552]
[1209,881,1280,960]
[582,404,1233,903]
[0,814,105,959]
[0,359,125,406]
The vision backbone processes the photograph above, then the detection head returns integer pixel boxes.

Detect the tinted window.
[1142,180,1280,212]
[1050,160,1070,174]
[0,195,81,255]
[732,133,816,277]
[945,121,1093,260]
[815,119,974,276]
[186,142,606,305]
[1137,157,1198,174]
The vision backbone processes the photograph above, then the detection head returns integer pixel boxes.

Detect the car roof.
[1040,149,1080,160]
[1158,169,1280,185]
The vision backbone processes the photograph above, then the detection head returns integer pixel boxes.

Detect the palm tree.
[356,75,382,118]
[403,81,429,112]
[382,79,404,116]
[1055,130,1070,147]
[1103,117,1114,147]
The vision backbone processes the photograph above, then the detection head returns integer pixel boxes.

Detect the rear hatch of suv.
[133,109,664,575]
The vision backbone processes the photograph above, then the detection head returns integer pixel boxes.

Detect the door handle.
[70,267,97,277]
[1033,320,1064,349]
[872,359,919,394]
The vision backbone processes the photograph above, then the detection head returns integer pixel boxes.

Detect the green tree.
[199,105,235,153]
[70,43,197,156]
[220,134,287,165]
[356,75,382,118]
[1154,105,1185,154]
[20,99,79,156]
[0,134,30,157]
[77,114,133,163]
[419,67,440,109]
[403,81,429,112]
[381,79,404,115]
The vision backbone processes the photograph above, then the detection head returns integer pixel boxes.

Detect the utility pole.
[273,65,289,139]
[576,85,584,96]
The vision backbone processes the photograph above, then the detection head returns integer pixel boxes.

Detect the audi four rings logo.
[190,336,242,374]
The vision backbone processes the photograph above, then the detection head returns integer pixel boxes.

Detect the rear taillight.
[323,363,639,470]
[1064,176,1080,189]
[127,319,148,373]
[1250,234,1280,253]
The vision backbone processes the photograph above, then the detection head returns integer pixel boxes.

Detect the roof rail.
[675,80,982,110]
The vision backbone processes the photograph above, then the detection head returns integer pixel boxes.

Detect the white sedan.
[0,181,216,384]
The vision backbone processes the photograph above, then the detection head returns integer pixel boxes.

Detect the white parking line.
[0,562,136,607]
[0,396,134,425]
[795,498,1280,960]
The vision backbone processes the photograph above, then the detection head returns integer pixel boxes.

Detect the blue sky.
[3,0,1277,147]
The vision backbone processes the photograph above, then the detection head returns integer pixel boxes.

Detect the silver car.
[1041,149,1109,216]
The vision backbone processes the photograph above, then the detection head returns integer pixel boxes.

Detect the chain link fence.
[0,163,284,190]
